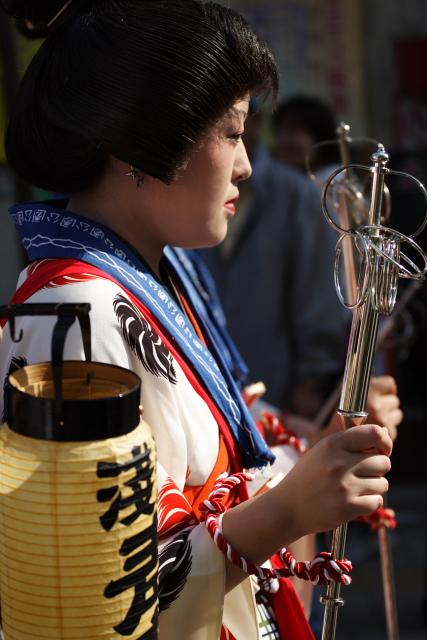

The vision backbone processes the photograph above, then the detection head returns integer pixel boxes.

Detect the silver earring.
[127,166,144,190]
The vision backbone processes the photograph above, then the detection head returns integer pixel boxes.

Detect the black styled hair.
[1,0,279,193]
[272,96,340,167]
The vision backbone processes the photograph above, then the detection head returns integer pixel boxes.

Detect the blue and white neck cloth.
[10,199,274,469]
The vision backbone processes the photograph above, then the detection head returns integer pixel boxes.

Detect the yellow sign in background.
[226,0,368,135]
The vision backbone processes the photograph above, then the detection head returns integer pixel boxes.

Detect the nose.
[233,140,252,183]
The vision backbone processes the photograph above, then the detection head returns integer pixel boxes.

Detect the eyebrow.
[229,106,249,122]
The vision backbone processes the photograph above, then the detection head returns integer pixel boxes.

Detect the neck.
[67,183,164,279]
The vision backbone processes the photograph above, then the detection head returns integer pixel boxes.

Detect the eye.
[228,131,244,142]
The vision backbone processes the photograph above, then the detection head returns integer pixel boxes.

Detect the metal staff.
[308,125,422,639]
[311,124,422,426]
[313,277,422,430]
[331,124,400,640]
[320,146,427,640]
[309,124,421,640]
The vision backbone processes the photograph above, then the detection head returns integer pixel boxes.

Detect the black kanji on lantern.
[97,444,158,638]
[97,445,155,531]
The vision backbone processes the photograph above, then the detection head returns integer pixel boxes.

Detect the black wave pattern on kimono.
[2,356,28,424]
[158,528,193,611]
[113,293,177,384]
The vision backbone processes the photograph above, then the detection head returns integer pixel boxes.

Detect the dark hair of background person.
[0,0,279,194]
[272,96,340,168]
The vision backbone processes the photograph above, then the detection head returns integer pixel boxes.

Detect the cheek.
[205,153,234,194]
[175,139,234,209]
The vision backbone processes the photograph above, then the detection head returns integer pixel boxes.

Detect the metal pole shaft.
[321,304,378,640]
[321,524,348,640]
[321,148,389,640]
[314,280,421,428]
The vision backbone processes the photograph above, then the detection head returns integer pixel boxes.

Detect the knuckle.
[368,424,383,440]
[361,496,383,516]
[379,375,394,391]
[344,500,360,517]
[371,497,384,513]
[377,456,391,475]
[323,432,341,455]
[386,375,397,391]
[326,458,346,477]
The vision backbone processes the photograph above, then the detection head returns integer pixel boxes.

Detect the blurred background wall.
[224,0,369,135]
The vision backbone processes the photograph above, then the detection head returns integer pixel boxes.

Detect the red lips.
[224,196,239,213]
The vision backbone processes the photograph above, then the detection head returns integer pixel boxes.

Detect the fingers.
[368,390,401,419]
[369,375,398,396]
[353,453,391,478]
[357,477,389,495]
[344,477,389,519]
[391,408,403,426]
[334,469,389,523]
[366,381,403,439]
[336,424,393,457]
[274,424,393,538]
[380,408,403,442]
[372,392,400,412]
[352,494,384,516]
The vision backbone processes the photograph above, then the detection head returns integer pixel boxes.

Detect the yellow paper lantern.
[0,360,158,640]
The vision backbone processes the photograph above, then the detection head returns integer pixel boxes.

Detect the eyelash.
[229,131,244,142]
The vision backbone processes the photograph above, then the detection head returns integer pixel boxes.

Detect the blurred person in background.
[273,96,341,184]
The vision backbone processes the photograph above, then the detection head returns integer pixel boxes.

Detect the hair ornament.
[47,0,74,27]
[127,166,144,190]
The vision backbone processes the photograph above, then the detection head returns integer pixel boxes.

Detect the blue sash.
[10,200,274,469]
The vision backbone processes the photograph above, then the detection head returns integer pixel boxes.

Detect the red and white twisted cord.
[199,471,353,586]
[261,411,307,455]
[355,507,397,531]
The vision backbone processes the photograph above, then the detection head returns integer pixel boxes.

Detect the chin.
[182,228,228,251]
[204,229,228,248]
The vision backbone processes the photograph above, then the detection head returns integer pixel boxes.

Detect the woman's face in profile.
[139,99,252,251]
